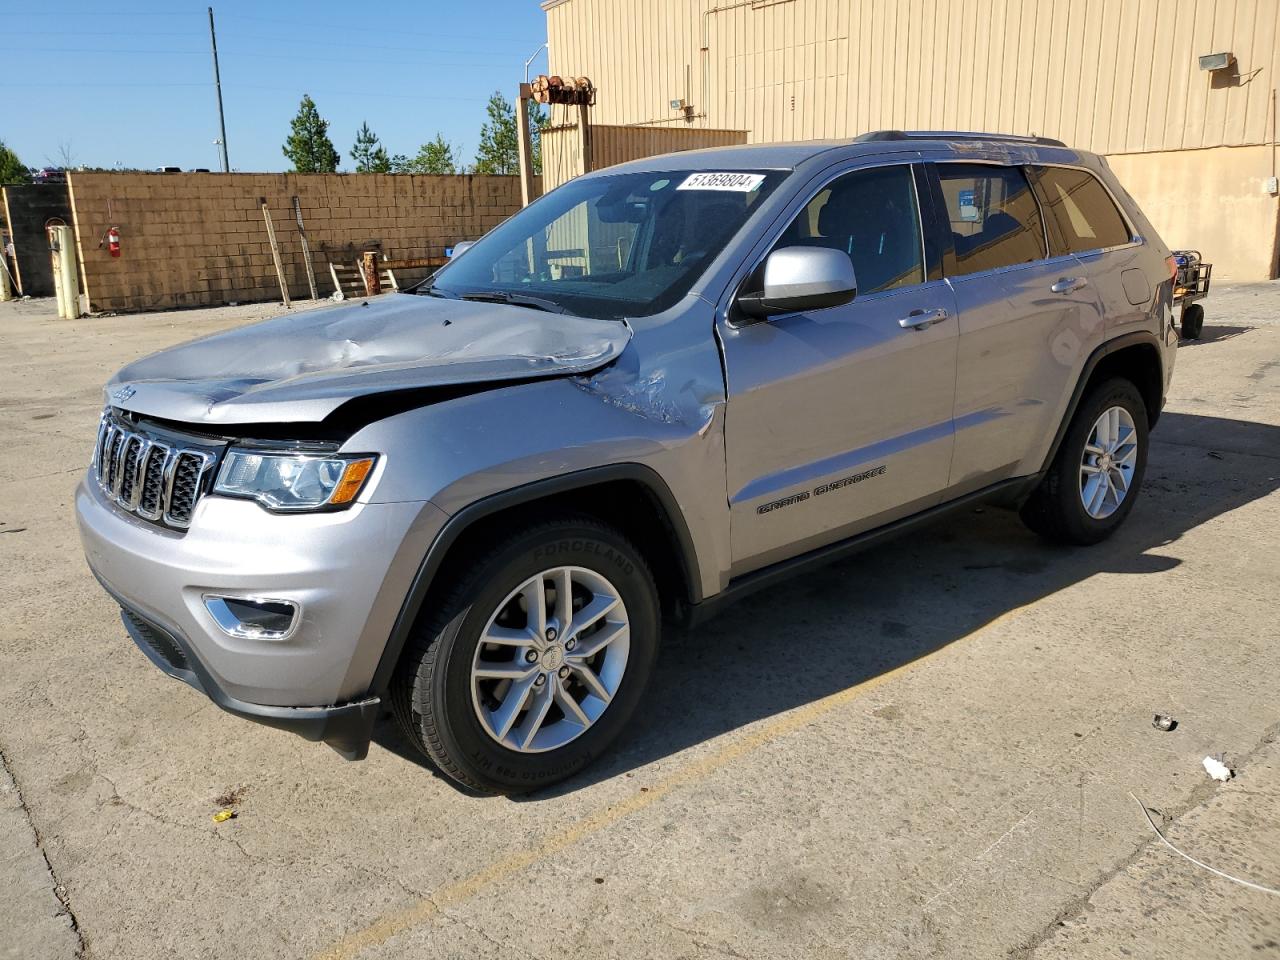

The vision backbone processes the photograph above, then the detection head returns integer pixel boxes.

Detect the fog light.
[204,595,298,641]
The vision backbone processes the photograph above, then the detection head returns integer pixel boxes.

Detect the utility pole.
[208,6,230,173]
[516,84,536,206]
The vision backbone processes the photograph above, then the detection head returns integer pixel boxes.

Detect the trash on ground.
[1152,714,1177,731]
[1129,792,1279,896]
[211,809,236,823]
[1202,756,1233,782]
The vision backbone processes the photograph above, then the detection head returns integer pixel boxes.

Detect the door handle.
[1050,276,1089,295]
[898,307,949,330]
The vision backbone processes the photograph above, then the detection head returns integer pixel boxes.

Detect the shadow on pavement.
[371,412,1280,796]
[1178,324,1252,347]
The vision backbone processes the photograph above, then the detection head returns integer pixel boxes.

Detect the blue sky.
[2,0,548,172]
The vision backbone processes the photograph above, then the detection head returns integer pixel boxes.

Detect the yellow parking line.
[314,603,1031,960]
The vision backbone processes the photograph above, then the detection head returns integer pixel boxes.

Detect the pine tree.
[282,95,340,173]
[473,91,519,174]
[350,121,391,173]
[474,92,548,175]
[0,141,29,185]
[410,134,459,174]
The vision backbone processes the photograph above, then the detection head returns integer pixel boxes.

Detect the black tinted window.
[1034,166,1132,253]
[937,165,1046,275]
[775,165,924,294]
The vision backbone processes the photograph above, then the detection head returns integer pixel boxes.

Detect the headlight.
[213,450,377,512]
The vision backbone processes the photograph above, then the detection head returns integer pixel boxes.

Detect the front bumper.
[106,578,381,759]
[76,472,447,756]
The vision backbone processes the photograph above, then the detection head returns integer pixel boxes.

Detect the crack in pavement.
[1007,719,1280,959]
[0,740,87,959]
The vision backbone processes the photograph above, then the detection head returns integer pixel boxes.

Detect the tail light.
[1165,255,1178,281]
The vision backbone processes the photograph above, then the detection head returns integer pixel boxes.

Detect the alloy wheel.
[470,565,630,753]
[1079,405,1138,519]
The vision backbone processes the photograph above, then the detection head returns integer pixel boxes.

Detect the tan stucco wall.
[1107,145,1279,281]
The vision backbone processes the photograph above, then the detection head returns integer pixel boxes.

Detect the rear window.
[936,165,1046,276]
[1033,166,1132,254]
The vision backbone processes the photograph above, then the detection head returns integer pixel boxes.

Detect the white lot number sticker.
[677,172,766,192]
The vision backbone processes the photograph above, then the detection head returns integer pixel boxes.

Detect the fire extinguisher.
[106,226,121,258]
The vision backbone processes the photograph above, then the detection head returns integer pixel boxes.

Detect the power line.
[216,13,535,43]
[6,30,532,56]
[13,46,518,68]
[4,8,536,39]
[0,79,488,102]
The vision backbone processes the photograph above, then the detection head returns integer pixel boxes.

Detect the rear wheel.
[391,516,659,794]
[1180,303,1204,340]
[1020,378,1149,545]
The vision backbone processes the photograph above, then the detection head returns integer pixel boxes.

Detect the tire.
[1180,303,1204,340]
[390,515,660,795]
[1020,378,1149,545]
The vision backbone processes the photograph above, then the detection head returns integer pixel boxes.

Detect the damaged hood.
[105,294,632,425]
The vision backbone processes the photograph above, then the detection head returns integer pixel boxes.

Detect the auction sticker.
[677,172,766,192]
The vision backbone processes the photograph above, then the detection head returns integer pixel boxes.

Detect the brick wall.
[66,172,522,312]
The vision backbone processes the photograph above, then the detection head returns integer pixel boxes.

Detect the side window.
[775,164,924,294]
[1033,166,1132,254]
[936,164,1046,276]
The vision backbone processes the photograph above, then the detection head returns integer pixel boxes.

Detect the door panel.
[1030,164,1152,339]
[947,259,1105,491]
[929,161,1108,492]
[720,280,958,574]
[719,162,958,575]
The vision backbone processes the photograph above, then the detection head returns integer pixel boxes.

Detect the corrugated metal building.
[542,0,1280,279]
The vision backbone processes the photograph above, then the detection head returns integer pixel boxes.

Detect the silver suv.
[77,132,1178,793]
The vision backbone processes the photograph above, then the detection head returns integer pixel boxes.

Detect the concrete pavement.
[0,286,1277,959]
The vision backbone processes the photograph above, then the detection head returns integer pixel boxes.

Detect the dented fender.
[343,299,734,600]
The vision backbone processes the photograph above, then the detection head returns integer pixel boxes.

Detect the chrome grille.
[93,414,219,529]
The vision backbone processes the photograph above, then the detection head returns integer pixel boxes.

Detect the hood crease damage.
[106,295,633,425]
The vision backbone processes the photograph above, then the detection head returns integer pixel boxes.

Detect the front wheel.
[391,516,659,794]
[1020,378,1149,545]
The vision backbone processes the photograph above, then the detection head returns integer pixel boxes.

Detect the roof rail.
[854,129,1067,148]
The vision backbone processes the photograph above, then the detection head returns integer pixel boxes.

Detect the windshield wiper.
[459,290,572,315]
[415,282,458,299]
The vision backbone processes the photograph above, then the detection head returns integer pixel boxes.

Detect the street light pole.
[524,42,548,85]
[208,7,230,173]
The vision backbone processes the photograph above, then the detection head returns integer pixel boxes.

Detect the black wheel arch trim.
[1038,331,1164,477]
[370,462,703,696]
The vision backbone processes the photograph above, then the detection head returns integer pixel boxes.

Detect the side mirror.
[737,247,857,321]
[447,240,476,259]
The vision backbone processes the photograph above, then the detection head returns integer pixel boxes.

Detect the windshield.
[422,169,784,319]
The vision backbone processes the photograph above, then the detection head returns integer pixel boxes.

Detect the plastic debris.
[211,809,236,823]
[1130,793,1279,896]
[1152,714,1177,731]
[1202,756,1233,782]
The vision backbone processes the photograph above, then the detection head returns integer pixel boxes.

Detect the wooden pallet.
[327,261,398,299]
